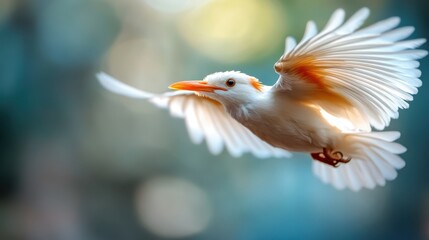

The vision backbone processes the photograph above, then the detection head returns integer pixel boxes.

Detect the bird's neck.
[224,102,252,120]
[223,90,272,122]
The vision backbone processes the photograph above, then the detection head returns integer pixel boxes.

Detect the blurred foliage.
[0,0,428,239]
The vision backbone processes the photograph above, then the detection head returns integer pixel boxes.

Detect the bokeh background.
[1,0,429,239]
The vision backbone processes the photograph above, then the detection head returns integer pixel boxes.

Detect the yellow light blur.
[177,0,287,63]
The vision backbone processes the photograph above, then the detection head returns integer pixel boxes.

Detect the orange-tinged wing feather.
[275,55,326,88]
[275,55,352,107]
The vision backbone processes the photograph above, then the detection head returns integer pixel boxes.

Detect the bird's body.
[229,88,338,153]
[98,8,427,191]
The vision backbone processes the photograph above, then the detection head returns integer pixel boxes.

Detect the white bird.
[97,8,427,191]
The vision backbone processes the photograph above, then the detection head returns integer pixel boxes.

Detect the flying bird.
[97,8,427,191]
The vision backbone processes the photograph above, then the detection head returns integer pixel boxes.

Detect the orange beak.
[169,80,227,92]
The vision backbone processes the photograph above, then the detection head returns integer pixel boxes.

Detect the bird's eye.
[225,79,236,87]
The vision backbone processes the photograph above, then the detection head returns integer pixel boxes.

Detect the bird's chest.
[233,101,334,152]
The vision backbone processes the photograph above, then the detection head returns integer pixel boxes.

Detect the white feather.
[198,99,224,155]
[301,21,318,45]
[335,7,370,35]
[97,72,153,99]
[284,37,297,55]
[321,8,345,33]
[184,98,205,144]
[357,17,400,35]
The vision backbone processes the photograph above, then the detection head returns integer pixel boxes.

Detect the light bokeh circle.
[135,177,212,238]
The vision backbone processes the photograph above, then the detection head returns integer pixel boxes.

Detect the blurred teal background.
[1,0,428,239]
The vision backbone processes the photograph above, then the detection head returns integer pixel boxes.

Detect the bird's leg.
[324,148,352,165]
[311,148,351,167]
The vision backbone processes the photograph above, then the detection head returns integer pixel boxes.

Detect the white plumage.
[97,8,427,191]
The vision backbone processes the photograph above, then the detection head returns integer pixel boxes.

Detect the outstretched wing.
[274,8,427,131]
[97,72,291,158]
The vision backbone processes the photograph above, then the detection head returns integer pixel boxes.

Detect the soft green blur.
[1,0,428,239]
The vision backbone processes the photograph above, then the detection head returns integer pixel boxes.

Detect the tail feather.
[313,131,406,191]
[356,160,377,188]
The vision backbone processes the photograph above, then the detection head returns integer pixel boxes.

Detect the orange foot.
[311,148,351,167]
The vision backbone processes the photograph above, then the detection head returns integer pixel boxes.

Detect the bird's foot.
[311,148,351,167]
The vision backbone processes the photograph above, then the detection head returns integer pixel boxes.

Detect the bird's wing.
[97,72,292,158]
[273,8,427,131]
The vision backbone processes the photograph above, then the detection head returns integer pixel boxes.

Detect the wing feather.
[274,8,427,131]
[320,8,345,34]
[357,17,400,35]
[97,72,153,98]
[197,99,224,154]
[301,21,318,45]
[335,8,369,35]
[284,37,297,55]
[184,98,205,144]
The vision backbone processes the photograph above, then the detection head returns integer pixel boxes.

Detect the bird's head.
[169,71,264,107]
